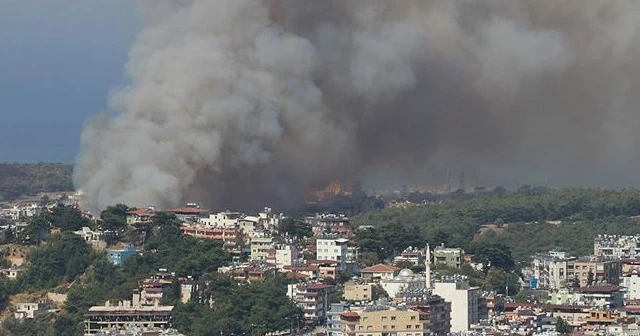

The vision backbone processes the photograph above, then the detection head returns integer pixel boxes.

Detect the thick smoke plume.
[75,0,640,211]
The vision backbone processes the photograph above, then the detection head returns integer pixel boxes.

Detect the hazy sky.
[0,0,138,163]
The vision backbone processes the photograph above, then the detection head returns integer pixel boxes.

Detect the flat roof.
[87,305,174,313]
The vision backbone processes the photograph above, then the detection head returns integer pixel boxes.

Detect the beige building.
[344,282,373,301]
[340,307,427,336]
[571,256,621,287]
[250,236,275,261]
[360,264,400,281]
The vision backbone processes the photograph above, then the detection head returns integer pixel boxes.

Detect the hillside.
[0,163,74,201]
[353,187,640,264]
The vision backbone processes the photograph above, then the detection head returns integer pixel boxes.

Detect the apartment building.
[339,306,428,336]
[251,236,275,261]
[393,247,425,267]
[621,269,640,300]
[344,281,373,302]
[572,256,621,287]
[316,237,349,270]
[125,207,156,225]
[594,234,640,259]
[327,302,350,336]
[532,251,574,289]
[432,276,480,332]
[409,296,451,335]
[276,244,300,269]
[84,292,173,335]
[180,225,241,249]
[433,245,463,268]
[287,283,334,324]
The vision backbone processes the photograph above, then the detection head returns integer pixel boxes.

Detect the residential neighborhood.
[6,191,640,336]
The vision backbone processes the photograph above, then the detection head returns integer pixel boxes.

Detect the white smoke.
[75,0,640,211]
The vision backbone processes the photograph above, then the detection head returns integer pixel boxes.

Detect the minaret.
[425,243,431,290]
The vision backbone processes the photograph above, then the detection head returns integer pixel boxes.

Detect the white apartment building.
[433,276,480,332]
[622,270,640,300]
[532,251,575,290]
[276,244,300,269]
[380,268,427,299]
[251,236,275,261]
[199,211,242,228]
[594,234,640,259]
[316,238,349,270]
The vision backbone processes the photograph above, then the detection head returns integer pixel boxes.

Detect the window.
[358,327,363,331]
[390,325,396,329]
[366,326,372,331]
[406,325,412,329]
[382,317,388,322]
[362,317,368,322]
[391,316,396,321]
[383,326,388,330]
[415,325,420,329]
[410,316,416,321]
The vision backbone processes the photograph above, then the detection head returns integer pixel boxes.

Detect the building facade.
[250,236,275,261]
[316,238,349,270]
[433,277,480,332]
[340,307,428,336]
[594,234,640,259]
[84,292,173,335]
[433,245,463,268]
[106,246,137,266]
[571,256,621,287]
[532,251,574,289]
[287,283,334,324]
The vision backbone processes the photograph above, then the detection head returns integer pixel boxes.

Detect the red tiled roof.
[284,272,311,279]
[126,209,156,216]
[307,283,333,290]
[169,207,207,214]
[360,264,400,273]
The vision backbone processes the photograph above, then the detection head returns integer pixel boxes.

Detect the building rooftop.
[361,264,400,273]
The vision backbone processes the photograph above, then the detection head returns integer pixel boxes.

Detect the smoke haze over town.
[73,0,640,212]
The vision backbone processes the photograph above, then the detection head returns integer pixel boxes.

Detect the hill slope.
[0,163,74,201]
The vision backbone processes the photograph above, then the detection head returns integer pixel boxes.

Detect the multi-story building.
[125,207,156,225]
[200,211,242,228]
[306,214,352,238]
[577,285,623,309]
[339,306,428,336]
[326,302,349,336]
[594,234,640,259]
[180,225,241,249]
[344,281,373,302]
[571,256,621,287]
[393,247,425,267]
[168,204,208,222]
[409,296,451,335]
[433,245,463,268]
[316,237,349,270]
[84,292,174,335]
[532,250,574,289]
[621,269,640,300]
[276,244,300,269]
[287,282,334,324]
[251,236,275,261]
[432,276,480,332]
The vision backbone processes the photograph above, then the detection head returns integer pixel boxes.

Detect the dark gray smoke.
[74,0,640,211]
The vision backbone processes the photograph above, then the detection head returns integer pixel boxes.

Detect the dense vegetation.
[354,187,640,265]
[0,163,74,201]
